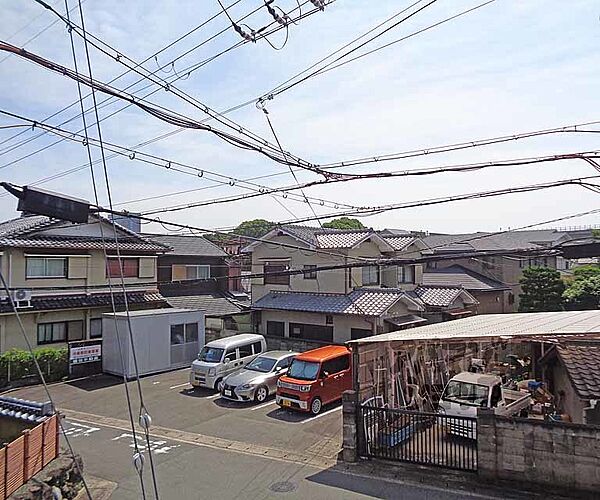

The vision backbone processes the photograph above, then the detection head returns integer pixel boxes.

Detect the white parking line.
[250,400,277,411]
[299,406,341,424]
[206,393,221,399]
[169,382,190,390]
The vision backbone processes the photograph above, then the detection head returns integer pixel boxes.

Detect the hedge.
[0,347,68,387]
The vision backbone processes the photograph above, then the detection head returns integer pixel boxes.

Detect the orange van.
[276,345,352,415]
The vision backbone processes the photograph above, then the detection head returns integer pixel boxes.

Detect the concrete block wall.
[478,409,600,493]
[342,390,357,463]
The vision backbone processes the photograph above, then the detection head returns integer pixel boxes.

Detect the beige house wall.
[552,361,588,424]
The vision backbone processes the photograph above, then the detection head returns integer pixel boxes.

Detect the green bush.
[0,347,68,386]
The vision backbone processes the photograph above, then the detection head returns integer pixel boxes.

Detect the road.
[7,370,532,499]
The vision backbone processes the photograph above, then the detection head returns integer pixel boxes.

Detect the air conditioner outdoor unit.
[12,289,32,308]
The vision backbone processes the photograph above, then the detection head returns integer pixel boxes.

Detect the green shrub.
[0,347,68,386]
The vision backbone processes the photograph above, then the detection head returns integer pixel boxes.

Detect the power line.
[63,0,149,496]
[0,268,93,499]
[0,0,254,156]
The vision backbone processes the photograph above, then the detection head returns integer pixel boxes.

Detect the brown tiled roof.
[0,291,168,314]
[556,344,600,400]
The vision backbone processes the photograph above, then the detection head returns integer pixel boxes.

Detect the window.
[266,321,284,338]
[198,346,224,363]
[185,323,199,343]
[398,265,415,284]
[224,348,238,362]
[37,320,83,345]
[171,323,199,345]
[321,355,350,376]
[170,324,185,345]
[275,356,293,370]
[26,257,66,278]
[351,328,372,340]
[325,315,333,325]
[90,318,102,338]
[186,265,210,280]
[239,343,253,358]
[289,323,333,342]
[252,340,263,354]
[362,265,379,285]
[264,261,290,285]
[106,258,139,278]
[303,265,317,280]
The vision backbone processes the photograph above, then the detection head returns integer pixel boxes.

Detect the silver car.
[221,351,297,403]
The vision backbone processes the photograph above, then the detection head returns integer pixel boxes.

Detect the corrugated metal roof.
[423,265,509,291]
[253,288,407,316]
[349,311,600,344]
[145,234,227,257]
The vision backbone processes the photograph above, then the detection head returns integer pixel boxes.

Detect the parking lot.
[5,368,343,463]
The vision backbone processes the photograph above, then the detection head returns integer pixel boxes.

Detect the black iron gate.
[358,405,477,471]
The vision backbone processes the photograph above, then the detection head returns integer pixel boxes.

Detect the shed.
[102,308,205,378]
[347,311,600,409]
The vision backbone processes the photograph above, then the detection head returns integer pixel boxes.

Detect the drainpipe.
[8,251,12,289]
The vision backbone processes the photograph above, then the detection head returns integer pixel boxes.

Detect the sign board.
[70,344,101,364]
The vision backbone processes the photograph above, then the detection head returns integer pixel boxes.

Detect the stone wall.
[341,390,358,462]
[477,409,600,493]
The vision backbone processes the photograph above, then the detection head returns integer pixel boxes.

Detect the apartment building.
[0,214,169,351]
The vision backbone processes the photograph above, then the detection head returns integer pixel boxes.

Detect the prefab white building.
[102,308,205,378]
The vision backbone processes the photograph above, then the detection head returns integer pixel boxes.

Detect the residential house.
[145,233,251,339]
[540,342,600,424]
[244,225,478,343]
[421,229,593,311]
[423,264,510,314]
[0,214,169,352]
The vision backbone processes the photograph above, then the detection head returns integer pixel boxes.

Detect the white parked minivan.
[190,334,267,391]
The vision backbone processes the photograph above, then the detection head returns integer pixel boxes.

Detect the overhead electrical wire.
[63,0,151,496]
[0,0,249,153]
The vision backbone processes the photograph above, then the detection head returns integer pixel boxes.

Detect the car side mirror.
[224,358,231,364]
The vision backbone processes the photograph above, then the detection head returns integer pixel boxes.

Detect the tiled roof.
[556,344,600,400]
[0,291,167,314]
[381,236,416,251]
[315,230,373,249]
[253,288,407,316]
[422,229,581,253]
[385,314,427,328]
[0,215,168,252]
[145,234,227,257]
[0,236,166,252]
[279,225,320,246]
[411,285,477,307]
[165,293,249,317]
[423,265,509,291]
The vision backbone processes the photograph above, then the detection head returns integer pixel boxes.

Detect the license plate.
[224,390,232,396]
[282,400,291,407]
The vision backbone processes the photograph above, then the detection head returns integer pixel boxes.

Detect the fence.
[0,414,59,499]
[358,405,477,471]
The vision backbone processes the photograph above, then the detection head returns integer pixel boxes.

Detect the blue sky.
[1,0,599,233]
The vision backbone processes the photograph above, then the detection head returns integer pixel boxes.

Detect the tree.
[233,219,275,238]
[518,267,565,312]
[322,217,365,230]
[563,264,600,310]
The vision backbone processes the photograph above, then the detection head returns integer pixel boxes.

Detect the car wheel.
[214,378,223,392]
[310,397,322,415]
[255,386,268,403]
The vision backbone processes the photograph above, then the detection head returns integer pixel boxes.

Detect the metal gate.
[358,405,477,471]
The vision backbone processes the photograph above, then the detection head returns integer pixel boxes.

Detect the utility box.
[102,308,204,378]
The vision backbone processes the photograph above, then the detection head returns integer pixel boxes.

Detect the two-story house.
[145,234,251,339]
[0,214,169,352]
[421,229,591,312]
[244,225,478,343]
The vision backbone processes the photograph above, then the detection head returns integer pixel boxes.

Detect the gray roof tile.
[145,234,227,257]
[423,265,509,291]
[412,286,464,307]
[253,288,406,316]
[165,293,249,317]
[556,344,600,400]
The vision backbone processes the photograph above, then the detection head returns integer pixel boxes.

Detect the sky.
[0,0,599,235]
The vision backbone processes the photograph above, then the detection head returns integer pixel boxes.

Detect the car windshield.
[198,347,224,363]
[442,380,489,407]
[245,356,276,373]
[287,360,320,381]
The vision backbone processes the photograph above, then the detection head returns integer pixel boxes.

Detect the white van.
[190,334,267,391]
